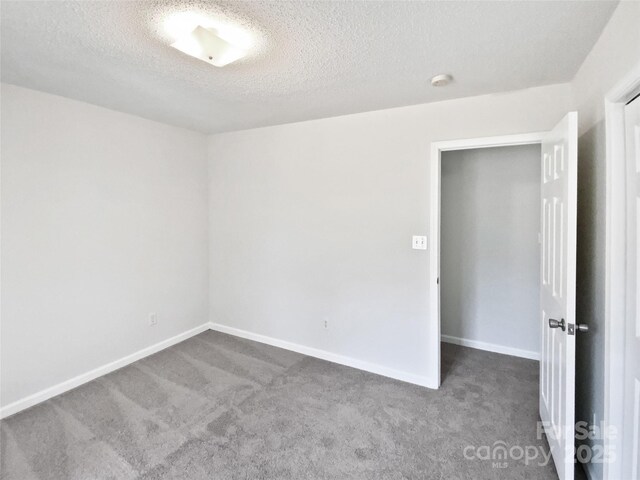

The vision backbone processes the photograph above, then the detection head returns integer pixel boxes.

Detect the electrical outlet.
[149,313,158,326]
[324,318,328,329]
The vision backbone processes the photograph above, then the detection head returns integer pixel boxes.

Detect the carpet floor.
[1,331,561,479]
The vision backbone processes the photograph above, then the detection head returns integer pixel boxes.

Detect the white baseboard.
[441,334,540,361]
[209,322,437,389]
[1,321,441,419]
[0,323,210,419]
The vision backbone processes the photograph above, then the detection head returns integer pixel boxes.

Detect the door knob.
[549,318,566,331]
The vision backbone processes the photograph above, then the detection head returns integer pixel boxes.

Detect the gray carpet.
[1,331,561,479]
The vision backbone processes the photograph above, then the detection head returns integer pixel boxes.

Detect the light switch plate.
[412,235,427,250]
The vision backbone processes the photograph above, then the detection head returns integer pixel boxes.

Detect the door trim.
[428,131,545,387]
[604,64,640,480]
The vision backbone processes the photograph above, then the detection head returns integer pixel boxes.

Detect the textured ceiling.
[1,1,618,134]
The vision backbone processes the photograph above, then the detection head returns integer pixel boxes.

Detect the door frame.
[603,64,640,480]
[429,131,545,387]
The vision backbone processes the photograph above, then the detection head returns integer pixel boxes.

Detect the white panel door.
[623,97,640,480]
[539,112,578,480]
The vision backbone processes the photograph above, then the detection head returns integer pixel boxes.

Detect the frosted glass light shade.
[171,26,247,67]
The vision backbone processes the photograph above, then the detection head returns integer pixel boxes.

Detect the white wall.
[0,84,209,409]
[208,83,571,385]
[569,2,640,479]
[440,145,541,357]
[571,1,640,135]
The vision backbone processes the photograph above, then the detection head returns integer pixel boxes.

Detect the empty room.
[1,1,639,479]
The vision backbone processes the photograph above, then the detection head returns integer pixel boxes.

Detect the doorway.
[430,115,579,480]
[439,144,542,363]
[427,132,545,389]
[621,91,640,479]
[603,68,640,480]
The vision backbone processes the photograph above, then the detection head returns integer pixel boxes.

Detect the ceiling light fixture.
[431,74,453,87]
[171,25,248,67]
